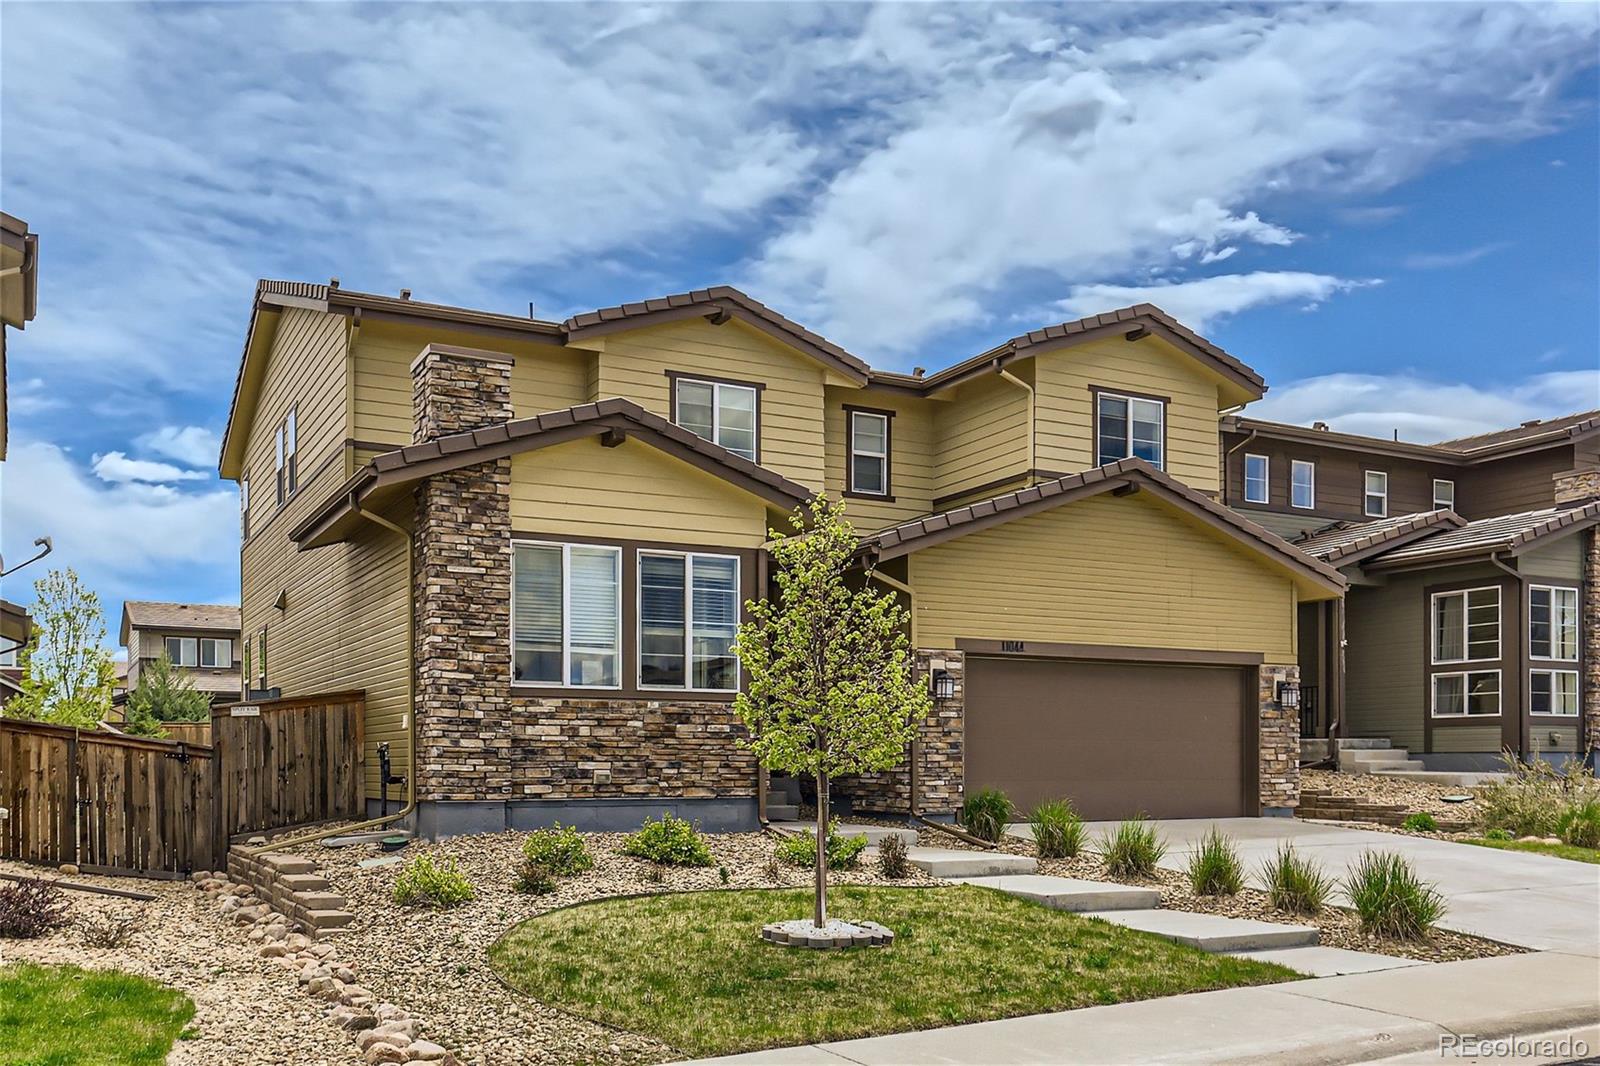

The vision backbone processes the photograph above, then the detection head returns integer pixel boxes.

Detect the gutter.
[1222,428,1259,508]
[996,365,1036,482]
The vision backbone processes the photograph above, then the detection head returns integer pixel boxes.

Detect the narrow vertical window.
[1364,470,1388,517]
[1290,460,1315,510]
[274,424,286,505]
[241,474,251,539]
[242,637,251,696]
[1529,586,1578,661]
[848,410,891,496]
[511,542,621,688]
[691,555,739,690]
[284,406,298,496]
[639,553,687,687]
[1243,454,1269,504]
[1433,478,1455,511]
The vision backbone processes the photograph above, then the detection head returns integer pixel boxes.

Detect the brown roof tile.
[1430,409,1600,453]
[1366,502,1600,568]
[1293,510,1466,565]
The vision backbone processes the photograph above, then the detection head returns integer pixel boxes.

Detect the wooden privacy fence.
[160,721,213,746]
[212,691,365,839]
[0,719,218,878]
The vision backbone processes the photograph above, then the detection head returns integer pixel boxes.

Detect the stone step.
[771,821,918,849]
[905,847,1037,878]
[1344,759,1426,775]
[765,805,800,823]
[951,875,1160,912]
[1336,737,1393,750]
[303,909,354,932]
[1082,909,1318,952]
[1367,768,1507,786]
[1227,945,1426,977]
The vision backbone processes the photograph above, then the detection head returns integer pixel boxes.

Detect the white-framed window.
[274,406,298,505]
[241,474,251,539]
[1432,670,1501,718]
[256,627,267,689]
[1432,586,1500,664]
[1529,585,1579,661]
[165,636,199,667]
[242,636,252,694]
[1243,454,1269,504]
[1364,470,1388,517]
[1096,391,1164,469]
[674,378,758,461]
[512,541,622,688]
[200,638,233,668]
[1432,479,1455,511]
[848,410,890,496]
[1291,459,1316,510]
[1531,669,1579,716]
[639,551,740,692]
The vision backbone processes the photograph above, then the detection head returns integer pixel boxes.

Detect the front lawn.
[0,963,194,1065]
[489,885,1300,1056]
[1461,837,1600,864]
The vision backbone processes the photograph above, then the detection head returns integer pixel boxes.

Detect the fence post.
[65,728,80,867]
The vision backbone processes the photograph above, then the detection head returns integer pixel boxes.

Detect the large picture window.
[1432,586,1499,664]
[639,551,740,691]
[1095,391,1164,469]
[1243,454,1269,504]
[673,377,758,461]
[1432,671,1500,718]
[1530,670,1579,716]
[512,542,621,687]
[1529,585,1578,661]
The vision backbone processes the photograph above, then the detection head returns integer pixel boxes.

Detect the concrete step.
[770,821,918,849]
[1367,769,1507,786]
[1336,737,1393,750]
[1346,748,1414,762]
[1344,759,1426,775]
[906,847,1037,878]
[1228,945,1426,977]
[1082,909,1318,952]
[765,804,800,822]
[951,875,1160,912]
[767,776,803,805]
[1299,738,1332,761]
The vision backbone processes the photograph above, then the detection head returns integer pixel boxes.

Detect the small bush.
[1099,816,1167,878]
[1558,798,1600,849]
[521,824,593,876]
[774,820,868,870]
[1402,812,1438,833]
[1478,751,1599,838]
[513,859,556,896]
[1483,827,1513,841]
[1185,828,1244,896]
[622,813,713,867]
[79,910,142,949]
[0,878,70,939]
[393,854,475,909]
[1343,851,1446,939]
[961,788,1015,843]
[1262,844,1333,915]
[1030,799,1086,860]
[877,833,911,879]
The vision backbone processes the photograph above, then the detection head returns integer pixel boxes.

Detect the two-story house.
[1220,413,1600,772]
[219,283,1345,838]
[118,601,243,706]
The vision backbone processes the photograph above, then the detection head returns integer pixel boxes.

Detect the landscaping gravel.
[1301,769,1487,821]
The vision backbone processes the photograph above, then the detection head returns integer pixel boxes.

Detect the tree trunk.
[814,769,829,928]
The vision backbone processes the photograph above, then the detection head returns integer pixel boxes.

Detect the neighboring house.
[118,601,243,706]
[220,281,1344,837]
[0,212,42,673]
[0,639,20,707]
[1221,413,1600,770]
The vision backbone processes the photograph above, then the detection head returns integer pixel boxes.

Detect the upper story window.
[512,541,621,688]
[200,638,233,668]
[1291,460,1316,510]
[1363,470,1388,517]
[274,406,298,505]
[1432,586,1500,664]
[672,376,758,462]
[165,636,199,667]
[639,551,740,691]
[1433,479,1455,511]
[241,474,251,539]
[847,409,892,497]
[1095,391,1163,469]
[0,645,17,667]
[1243,454,1269,504]
[1529,585,1578,661]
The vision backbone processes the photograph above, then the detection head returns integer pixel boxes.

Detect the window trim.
[199,637,233,669]
[665,371,763,463]
[1528,584,1580,663]
[510,538,624,691]
[1290,459,1316,510]
[843,405,895,501]
[1432,478,1455,511]
[1090,385,1167,471]
[1430,669,1502,719]
[1430,585,1501,665]
[636,549,742,694]
[1530,668,1580,718]
[1243,453,1270,504]
[165,636,199,668]
[1364,470,1389,518]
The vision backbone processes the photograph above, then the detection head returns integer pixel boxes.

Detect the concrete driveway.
[1006,817,1599,953]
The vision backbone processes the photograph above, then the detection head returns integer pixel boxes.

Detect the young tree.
[4,569,117,728]
[734,495,930,928]
[122,653,211,736]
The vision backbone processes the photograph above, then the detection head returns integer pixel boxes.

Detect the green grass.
[489,885,1300,1056]
[0,963,194,1065]
[1461,837,1600,864]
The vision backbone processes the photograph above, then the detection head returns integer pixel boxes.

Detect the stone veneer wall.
[846,649,965,818]
[1258,663,1300,814]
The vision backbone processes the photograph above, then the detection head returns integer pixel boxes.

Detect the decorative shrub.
[1478,751,1598,838]
[1558,798,1600,849]
[1401,812,1438,833]
[0,878,70,939]
[877,833,911,879]
[1262,844,1333,915]
[514,859,556,896]
[1099,816,1167,879]
[622,813,713,867]
[1343,851,1446,939]
[1185,828,1244,896]
[1030,800,1086,860]
[79,910,142,949]
[961,788,1015,843]
[774,821,868,870]
[521,824,593,876]
[393,854,475,909]
[1483,828,1514,841]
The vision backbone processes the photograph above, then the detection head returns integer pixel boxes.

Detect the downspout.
[1490,552,1529,761]
[1222,428,1260,507]
[245,498,416,857]
[996,365,1035,484]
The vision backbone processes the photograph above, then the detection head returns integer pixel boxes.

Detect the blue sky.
[2,2,1598,642]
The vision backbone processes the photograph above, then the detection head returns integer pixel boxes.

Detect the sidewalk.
[678,950,1600,1065]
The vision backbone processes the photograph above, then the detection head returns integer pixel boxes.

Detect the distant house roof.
[1223,408,1600,466]
[1364,502,1600,570]
[120,602,241,646]
[1293,510,1466,566]
[1429,409,1600,455]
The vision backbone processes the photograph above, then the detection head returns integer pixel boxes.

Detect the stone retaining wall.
[226,847,354,935]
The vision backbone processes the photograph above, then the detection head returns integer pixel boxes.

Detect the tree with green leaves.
[734,495,930,929]
[4,568,117,728]
[122,653,211,737]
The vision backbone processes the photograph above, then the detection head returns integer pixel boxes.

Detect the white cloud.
[1402,242,1512,271]
[1249,370,1600,444]
[136,425,221,469]
[91,451,208,484]
[1057,272,1377,332]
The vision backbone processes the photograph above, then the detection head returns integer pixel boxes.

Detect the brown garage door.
[965,656,1252,820]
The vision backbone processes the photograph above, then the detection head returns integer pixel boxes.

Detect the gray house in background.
[119,601,242,705]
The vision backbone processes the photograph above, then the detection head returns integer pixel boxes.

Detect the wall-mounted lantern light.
[932,669,956,701]
[1276,680,1301,710]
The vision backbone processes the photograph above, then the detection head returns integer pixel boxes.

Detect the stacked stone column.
[1258,663,1300,814]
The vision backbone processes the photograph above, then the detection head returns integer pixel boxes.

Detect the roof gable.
[1365,501,1600,570]
[1294,510,1467,566]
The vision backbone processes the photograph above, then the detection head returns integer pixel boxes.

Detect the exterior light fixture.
[1276,680,1301,710]
[931,669,956,701]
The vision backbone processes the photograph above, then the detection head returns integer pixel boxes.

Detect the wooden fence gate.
[212,691,365,839]
[0,719,218,878]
